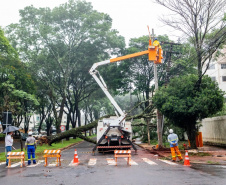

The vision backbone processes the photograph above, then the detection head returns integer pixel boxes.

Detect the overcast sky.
[0,0,179,44]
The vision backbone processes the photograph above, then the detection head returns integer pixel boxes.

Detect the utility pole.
[152,29,163,148]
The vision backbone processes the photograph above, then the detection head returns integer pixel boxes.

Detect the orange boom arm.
[110,39,162,64]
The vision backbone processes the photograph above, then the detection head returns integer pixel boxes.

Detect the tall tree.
[153,74,224,148]
[0,28,38,129]
[155,0,226,85]
[6,0,125,132]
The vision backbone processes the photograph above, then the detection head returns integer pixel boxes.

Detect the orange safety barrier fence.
[7,152,25,167]
[43,150,61,167]
[114,150,131,166]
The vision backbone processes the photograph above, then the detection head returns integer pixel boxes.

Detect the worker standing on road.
[25,132,37,165]
[153,38,161,48]
[5,132,13,166]
[168,129,183,162]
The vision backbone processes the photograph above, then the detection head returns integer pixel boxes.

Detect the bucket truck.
[89,37,163,154]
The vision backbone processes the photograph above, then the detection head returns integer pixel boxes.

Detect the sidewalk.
[137,143,226,165]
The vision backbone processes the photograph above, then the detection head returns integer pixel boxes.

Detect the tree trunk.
[186,122,197,149]
[93,109,99,120]
[77,109,81,127]
[46,116,53,136]
[196,49,203,89]
[48,115,110,145]
[24,116,30,133]
[89,129,92,136]
[157,110,163,148]
[19,131,23,151]
[70,103,77,128]
[84,111,87,137]
[57,95,66,133]
[146,118,150,145]
[38,104,49,133]
[66,114,70,141]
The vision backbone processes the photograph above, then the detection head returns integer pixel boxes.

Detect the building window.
[208,64,215,70]
[222,76,226,82]
[211,77,216,81]
[221,64,226,69]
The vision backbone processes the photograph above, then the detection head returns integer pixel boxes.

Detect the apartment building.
[204,48,226,94]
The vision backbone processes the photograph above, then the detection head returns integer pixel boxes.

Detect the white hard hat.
[28,131,32,136]
[169,129,173,134]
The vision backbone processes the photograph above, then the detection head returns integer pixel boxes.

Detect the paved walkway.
[0,140,25,153]
[138,143,226,165]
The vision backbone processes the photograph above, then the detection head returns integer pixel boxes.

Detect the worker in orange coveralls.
[168,129,183,162]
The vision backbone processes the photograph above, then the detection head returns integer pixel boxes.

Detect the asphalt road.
[0,141,225,185]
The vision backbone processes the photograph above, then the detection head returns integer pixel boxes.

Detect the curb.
[136,143,226,165]
[135,143,168,158]
[59,141,85,152]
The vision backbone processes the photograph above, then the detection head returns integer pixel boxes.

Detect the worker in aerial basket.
[167,129,183,162]
[25,132,37,165]
[153,38,161,48]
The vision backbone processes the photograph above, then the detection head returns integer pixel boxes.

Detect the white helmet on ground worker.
[28,131,32,136]
[169,129,173,134]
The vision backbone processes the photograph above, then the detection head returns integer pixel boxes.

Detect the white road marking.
[69,160,74,166]
[27,164,37,167]
[106,158,116,165]
[142,158,157,165]
[7,161,27,168]
[27,160,44,167]
[69,160,79,166]
[0,162,6,166]
[159,159,178,165]
[46,159,62,167]
[124,158,138,165]
[48,163,56,166]
[88,158,96,166]
[48,163,58,166]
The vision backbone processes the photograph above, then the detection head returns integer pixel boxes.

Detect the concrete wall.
[200,116,226,146]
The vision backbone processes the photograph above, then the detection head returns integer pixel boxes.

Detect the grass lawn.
[149,140,188,150]
[0,137,90,162]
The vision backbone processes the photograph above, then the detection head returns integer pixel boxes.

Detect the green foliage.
[141,127,158,143]
[153,74,224,128]
[0,28,18,59]
[153,74,224,148]
[0,27,37,119]
[1,82,39,105]
[211,102,226,117]
[132,119,158,142]
[5,0,125,130]
[189,152,211,157]
[120,35,171,95]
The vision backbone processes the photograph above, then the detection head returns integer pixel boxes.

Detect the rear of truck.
[95,116,134,152]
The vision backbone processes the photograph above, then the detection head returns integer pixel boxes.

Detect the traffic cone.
[73,149,79,165]
[184,150,191,166]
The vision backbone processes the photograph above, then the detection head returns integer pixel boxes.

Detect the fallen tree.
[48,115,111,145]
[48,100,156,145]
